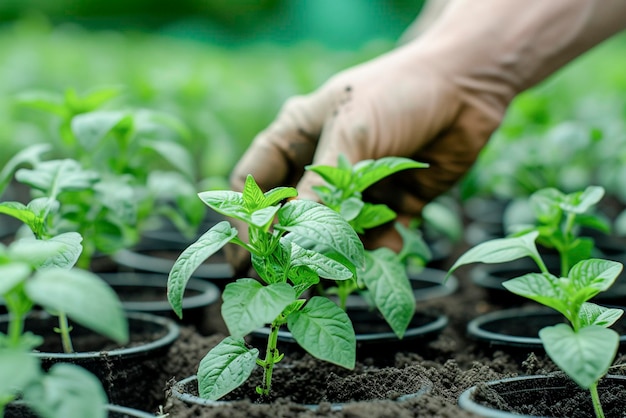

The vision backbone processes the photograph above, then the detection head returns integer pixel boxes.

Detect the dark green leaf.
[361,248,415,338]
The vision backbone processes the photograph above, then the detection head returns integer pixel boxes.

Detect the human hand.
[227,0,626,274]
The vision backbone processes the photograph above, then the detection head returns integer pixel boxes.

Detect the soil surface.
[138,246,625,418]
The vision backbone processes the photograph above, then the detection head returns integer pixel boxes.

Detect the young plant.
[168,175,364,400]
[0,235,129,418]
[17,91,206,246]
[505,185,610,276]
[305,155,430,338]
[448,232,623,418]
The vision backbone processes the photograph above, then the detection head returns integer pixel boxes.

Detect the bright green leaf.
[288,296,355,369]
[353,157,428,192]
[448,231,541,276]
[26,268,128,344]
[579,303,624,328]
[168,221,237,317]
[0,262,31,295]
[262,186,298,207]
[289,242,353,281]
[502,273,568,316]
[277,200,364,268]
[0,144,51,196]
[0,349,40,400]
[221,279,295,338]
[568,258,623,293]
[197,336,259,400]
[540,324,618,389]
[242,174,266,211]
[561,186,604,214]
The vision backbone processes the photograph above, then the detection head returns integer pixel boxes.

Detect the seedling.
[305,155,430,338]
[168,175,364,399]
[0,236,128,418]
[17,90,206,246]
[506,185,610,276]
[448,231,623,418]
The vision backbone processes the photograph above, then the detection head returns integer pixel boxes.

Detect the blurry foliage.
[0,0,423,48]
[0,16,395,184]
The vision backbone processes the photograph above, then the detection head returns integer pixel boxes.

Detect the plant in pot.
[0,230,132,417]
[468,185,620,304]
[2,137,219,328]
[0,163,181,411]
[167,174,386,404]
[450,231,624,417]
[16,90,208,257]
[302,155,451,348]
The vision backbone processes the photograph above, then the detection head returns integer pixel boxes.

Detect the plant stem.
[258,320,282,396]
[8,312,24,348]
[589,381,605,418]
[57,312,74,353]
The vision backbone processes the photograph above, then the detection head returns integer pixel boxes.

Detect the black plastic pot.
[467,306,626,359]
[341,267,458,309]
[5,402,157,418]
[0,311,180,411]
[170,373,431,411]
[98,272,221,335]
[458,374,626,417]
[112,244,233,286]
[250,308,448,363]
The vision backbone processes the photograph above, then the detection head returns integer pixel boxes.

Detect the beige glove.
[228,0,626,271]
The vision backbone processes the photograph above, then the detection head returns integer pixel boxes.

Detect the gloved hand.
[227,0,626,273]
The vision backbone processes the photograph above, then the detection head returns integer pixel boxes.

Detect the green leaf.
[289,242,353,280]
[396,222,432,265]
[198,190,248,222]
[26,268,128,344]
[502,273,569,317]
[361,248,415,339]
[540,324,618,389]
[9,236,81,270]
[221,279,295,338]
[0,143,51,196]
[339,197,364,222]
[579,303,624,328]
[422,199,463,242]
[16,159,99,198]
[0,349,40,400]
[71,111,130,151]
[352,157,428,192]
[23,363,107,418]
[561,186,604,214]
[448,231,541,276]
[168,221,237,318]
[141,139,195,181]
[287,296,355,369]
[197,336,259,400]
[352,203,396,231]
[306,164,352,191]
[38,233,83,270]
[242,174,266,211]
[249,205,281,229]
[15,90,67,117]
[262,186,298,207]
[0,201,38,230]
[530,188,564,224]
[568,258,623,293]
[0,262,31,295]
[276,200,364,268]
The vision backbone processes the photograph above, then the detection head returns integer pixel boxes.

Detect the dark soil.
[141,252,623,418]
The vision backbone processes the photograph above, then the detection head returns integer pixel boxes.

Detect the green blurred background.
[2,0,626,204]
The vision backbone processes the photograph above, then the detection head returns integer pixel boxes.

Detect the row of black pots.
[2,310,179,414]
